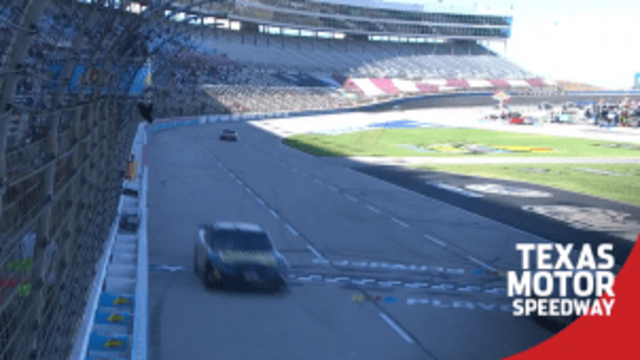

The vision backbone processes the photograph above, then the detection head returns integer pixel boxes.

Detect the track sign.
[492,91,511,101]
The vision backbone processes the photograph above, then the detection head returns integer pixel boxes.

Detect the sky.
[485,0,640,89]
[334,0,640,89]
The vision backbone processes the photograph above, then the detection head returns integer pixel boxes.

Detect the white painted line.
[230,174,236,179]
[256,197,265,205]
[366,205,381,214]
[302,173,309,177]
[379,313,414,344]
[314,179,323,185]
[285,224,299,236]
[328,186,338,192]
[392,218,409,228]
[306,245,325,260]
[345,168,553,244]
[269,209,280,219]
[345,195,358,202]
[468,256,498,272]
[424,235,446,247]
[235,179,242,185]
[245,187,253,195]
[352,279,376,285]
[292,168,298,173]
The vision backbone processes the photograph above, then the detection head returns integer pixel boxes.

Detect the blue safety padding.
[88,333,130,352]
[94,310,132,326]
[99,293,134,308]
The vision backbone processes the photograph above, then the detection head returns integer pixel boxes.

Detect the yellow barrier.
[127,161,138,180]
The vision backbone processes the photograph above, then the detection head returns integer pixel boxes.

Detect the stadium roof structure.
[158,0,513,40]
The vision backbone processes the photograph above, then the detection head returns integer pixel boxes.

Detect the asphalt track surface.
[146,122,562,360]
[353,166,638,265]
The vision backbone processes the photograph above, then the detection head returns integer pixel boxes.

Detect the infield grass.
[415,163,640,207]
[283,128,640,158]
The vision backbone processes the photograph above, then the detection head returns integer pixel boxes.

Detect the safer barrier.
[131,165,149,360]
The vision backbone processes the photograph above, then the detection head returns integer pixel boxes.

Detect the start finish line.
[149,264,189,273]
[312,258,466,274]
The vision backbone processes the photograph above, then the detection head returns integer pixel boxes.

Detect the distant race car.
[220,129,238,141]
[194,222,289,289]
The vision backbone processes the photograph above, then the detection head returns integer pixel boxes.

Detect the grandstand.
[145,0,555,116]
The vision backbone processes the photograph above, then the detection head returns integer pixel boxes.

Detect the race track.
[146,122,555,360]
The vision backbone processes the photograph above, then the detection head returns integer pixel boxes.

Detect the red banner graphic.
[505,235,640,359]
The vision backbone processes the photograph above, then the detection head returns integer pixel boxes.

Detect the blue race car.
[194,222,289,289]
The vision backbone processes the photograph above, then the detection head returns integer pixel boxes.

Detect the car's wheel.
[204,263,222,289]
[270,277,287,292]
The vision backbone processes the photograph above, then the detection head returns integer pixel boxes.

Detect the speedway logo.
[312,120,452,135]
[396,143,553,155]
[508,243,616,317]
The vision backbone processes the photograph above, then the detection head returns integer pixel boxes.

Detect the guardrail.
[131,165,149,360]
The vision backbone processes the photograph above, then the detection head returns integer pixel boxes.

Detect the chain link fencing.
[0,1,215,359]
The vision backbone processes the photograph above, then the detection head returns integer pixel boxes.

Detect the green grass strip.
[284,128,640,158]
[415,163,640,207]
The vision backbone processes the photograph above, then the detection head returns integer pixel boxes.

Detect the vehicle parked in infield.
[194,222,289,289]
[538,102,554,110]
[508,112,532,125]
[509,116,526,125]
[220,129,238,141]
